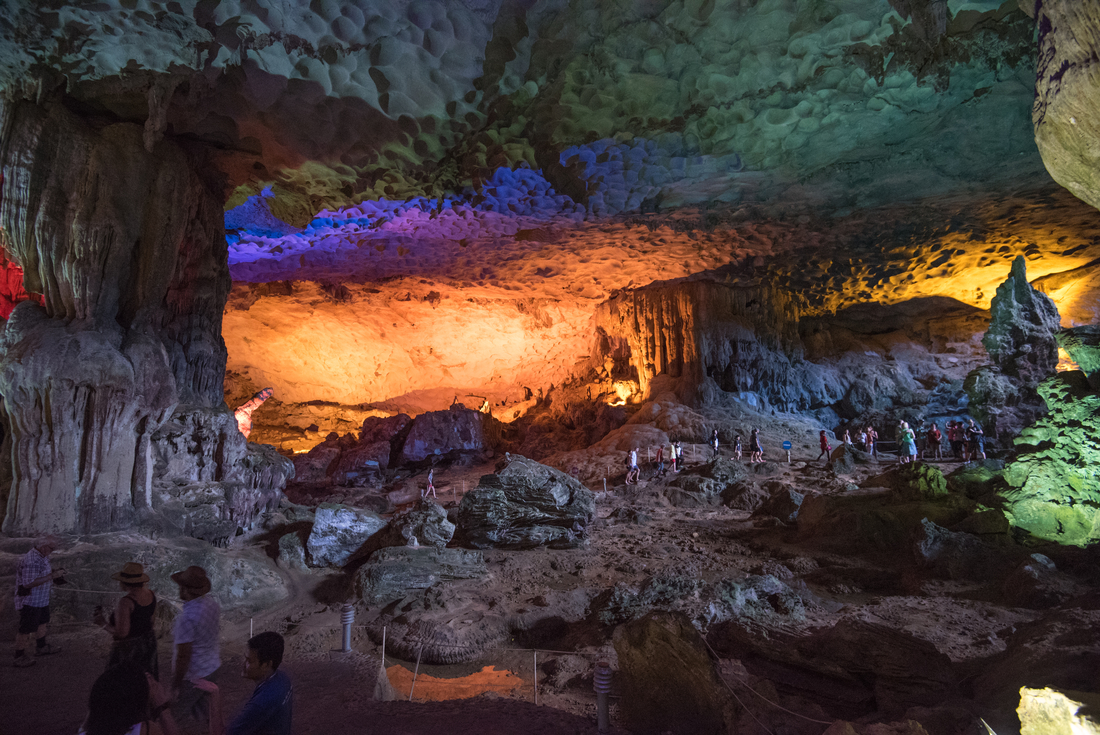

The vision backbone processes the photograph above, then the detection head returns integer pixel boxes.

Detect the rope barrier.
[702,637,833,727]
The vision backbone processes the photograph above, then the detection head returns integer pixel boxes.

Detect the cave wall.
[0,98,229,534]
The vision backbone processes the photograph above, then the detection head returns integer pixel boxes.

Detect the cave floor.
[5,452,1094,735]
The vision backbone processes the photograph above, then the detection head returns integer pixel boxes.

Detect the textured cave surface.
[5,1,1100,733]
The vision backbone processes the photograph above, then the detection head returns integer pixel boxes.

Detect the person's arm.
[98,597,133,639]
[24,568,64,588]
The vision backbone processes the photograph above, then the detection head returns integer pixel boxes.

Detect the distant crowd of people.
[14,537,293,735]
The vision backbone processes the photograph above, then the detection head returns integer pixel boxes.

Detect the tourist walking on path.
[733,435,743,461]
[171,566,221,728]
[674,441,684,472]
[654,444,665,476]
[424,468,436,499]
[897,422,917,464]
[13,535,64,668]
[865,425,878,458]
[816,430,832,463]
[711,429,720,459]
[94,562,159,679]
[750,429,763,463]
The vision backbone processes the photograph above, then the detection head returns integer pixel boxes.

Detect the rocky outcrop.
[965,257,1060,442]
[1058,326,1100,385]
[1001,370,1100,545]
[613,612,734,735]
[1017,687,1100,735]
[1033,1,1100,212]
[0,99,232,535]
[893,463,949,502]
[150,407,293,545]
[355,546,487,606]
[306,503,387,567]
[912,518,1018,581]
[397,406,493,465]
[457,455,595,549]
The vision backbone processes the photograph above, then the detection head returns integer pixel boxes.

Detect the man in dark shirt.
[197,631,292,735]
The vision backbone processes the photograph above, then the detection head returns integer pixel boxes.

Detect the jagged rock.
[807,619,956,715]
[390,500,455,549]
[292,432,352,484]
[1018,687,1100,735]
[828,444,871,476]
[306,503,387,567]
[150,407,293,544]
[912,518,1017,581]
[397,406,492,465]
[951,508,1011,536]
[664,475,724,507]
[1001,371,1100,545]
[720,481,769,512]
[612,612,734,735]
[947,459,1006,498]
[277,532,308,571]
[1002,554,1082,609]
[328,441,391,486]
[1058,326,1100,386]
[893,463,949,502]
[752,482,804,523]
[966,257,1059,441]
[457,455,594,549]
[355,546,487,606]
[607,507,651,524]
[799,493,971,552]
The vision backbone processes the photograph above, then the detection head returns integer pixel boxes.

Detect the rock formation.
[457,455,595,549]
[0,98,251,535]
[965,257,1061,442]
[1001,370,1100,546]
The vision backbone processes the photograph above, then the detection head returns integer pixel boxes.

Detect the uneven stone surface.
[613,612,733,735]
[457,455,595,549]
[1018,687,1100,735]
[355,546,487,607]
[306,503,387,567]
[397,407,494,465]
[1002,371,1100,545]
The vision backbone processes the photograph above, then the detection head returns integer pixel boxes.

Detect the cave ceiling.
[2,0,1100,415]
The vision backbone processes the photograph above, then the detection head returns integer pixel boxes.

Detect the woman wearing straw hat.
[94,562,159,678]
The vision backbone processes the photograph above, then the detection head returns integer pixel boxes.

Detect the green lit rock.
[947,459,1006,498]
[1058,326,1100,385]
[1000,371,1100,546]
[893,463,949,501]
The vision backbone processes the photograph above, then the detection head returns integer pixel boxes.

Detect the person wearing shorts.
[13,535,65,668]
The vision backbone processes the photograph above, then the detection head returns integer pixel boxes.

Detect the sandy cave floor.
[0,445,1067,735]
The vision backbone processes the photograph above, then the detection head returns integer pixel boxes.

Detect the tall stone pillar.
[0,97,230,534]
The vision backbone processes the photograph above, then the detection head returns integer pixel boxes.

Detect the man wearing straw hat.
[13,535,65,668]
[170,565,221,727]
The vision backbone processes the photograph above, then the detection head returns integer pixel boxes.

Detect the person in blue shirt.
[195,631,292,735]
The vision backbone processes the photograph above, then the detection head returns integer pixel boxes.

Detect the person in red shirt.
[927,423,943,460]
[817,430,831,463]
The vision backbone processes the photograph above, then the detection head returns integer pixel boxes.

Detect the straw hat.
[170,566,212,596]
[111,562,150,584]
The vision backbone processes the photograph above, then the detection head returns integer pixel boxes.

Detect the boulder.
[720,481,769,512]
[389,500,455,549]
[355,546,487,606]
[457,455,595,549]
[277,531,308,571]
[359,413,413,445]
[912,518,1017,581]
[1001,554,1082,609]
[828,444,871,476]
[328,441,391,486]
[664,475,724,507]
[752,482,804,523]
[947,459,1006,498]
[291,439,343,484]
[396,406,492,465]
[613,612,734,735]
[1018,687,1100,735]
[305,503,387,567]
[893,463,949,501]
[951,508,1011,536]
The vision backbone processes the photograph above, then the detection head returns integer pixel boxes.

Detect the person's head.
[111,562,149,591]
[84,663,149,735]
[819,430,826,436]
[244,631,285,681]
[35,534,61,556]
[171,565,211,601]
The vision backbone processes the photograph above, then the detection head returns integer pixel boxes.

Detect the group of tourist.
[947,419,986,461]
[13,537,293,735]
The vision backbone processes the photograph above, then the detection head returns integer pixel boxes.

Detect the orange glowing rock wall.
[223,280,596,414]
